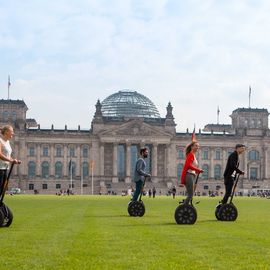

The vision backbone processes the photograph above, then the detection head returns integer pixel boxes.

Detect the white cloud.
[1,0,270,131]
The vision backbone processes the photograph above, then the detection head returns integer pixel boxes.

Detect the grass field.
[1,195,270,270]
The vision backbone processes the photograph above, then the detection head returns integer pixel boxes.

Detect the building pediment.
[99,119,171,137]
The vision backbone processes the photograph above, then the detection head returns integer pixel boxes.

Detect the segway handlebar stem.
[193,172,201,193]
[0,162,16,204]
[229,173,241,203]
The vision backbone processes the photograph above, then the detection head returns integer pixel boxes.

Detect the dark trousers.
[0,170,7,197]
[132,180,144,201]
[222,176,234,204]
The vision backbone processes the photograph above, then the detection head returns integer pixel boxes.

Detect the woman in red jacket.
[181,141,203,204]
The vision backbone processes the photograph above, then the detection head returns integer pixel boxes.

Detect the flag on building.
[8,75,11,99]
[8,75,11,89]
[191,125,196,142]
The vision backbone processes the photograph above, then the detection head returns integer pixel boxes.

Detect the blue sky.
[1,0,270,131]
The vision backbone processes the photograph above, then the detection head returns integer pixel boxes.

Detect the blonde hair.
[1,125,13,135]
[185,141,198,156]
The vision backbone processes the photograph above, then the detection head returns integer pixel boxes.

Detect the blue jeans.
[132,180,144,201]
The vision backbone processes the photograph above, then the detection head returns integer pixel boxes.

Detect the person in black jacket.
[221,144,245,204]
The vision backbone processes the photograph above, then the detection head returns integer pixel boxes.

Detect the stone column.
[125,143,131,183]
[63,144,68,177]
[210,147,214,179]
[37,143,41,176]
[50,144,54,176]
[99,143,104,177]
[14,142,19,175]
[112,143,118,183]
[169,143,177,185]
[243,149,248,180]
[18,139,26,176]
[76,144,81,177]
[222,148,226,174]
[152,143,157,182]
[165,144,171,178]
[263,147,268,180]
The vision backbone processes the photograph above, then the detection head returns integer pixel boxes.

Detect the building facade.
[1,90,270,195]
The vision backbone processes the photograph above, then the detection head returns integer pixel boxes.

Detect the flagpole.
[217,106,220,124]
[8,75,11,100]
[249,86,251,108]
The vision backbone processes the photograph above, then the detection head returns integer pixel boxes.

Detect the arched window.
[55,161,62,178]
[250,167,258,180]
[42,161,49,179]
[82,162,89,178]
[3,111,9,121]
[69,147,75,157]
[28,161,36,179]
[178,149,184,159]
[177,163,183,178]
[56,146,62,157]
[202,149,209,160]
[249,150,259,161]
[214,164,221,179]
[43,146,49,156]
[82,147,88,158]
[202,164,209,179]
[12,111,17,121]
[227,150,233,158]
[215,149,221,160]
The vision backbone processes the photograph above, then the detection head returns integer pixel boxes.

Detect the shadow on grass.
[197,219,219,223]
[85,214,129,218]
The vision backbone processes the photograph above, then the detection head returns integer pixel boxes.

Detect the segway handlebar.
[193,172,201,193]
[0,162,18,204]
[230,173,241,203]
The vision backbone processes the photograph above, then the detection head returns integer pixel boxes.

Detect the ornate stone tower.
[230,108,269,136]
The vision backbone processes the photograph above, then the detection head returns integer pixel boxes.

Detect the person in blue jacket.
[132,147,151,201]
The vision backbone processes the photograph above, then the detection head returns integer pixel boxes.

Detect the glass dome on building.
[101,90,161,118]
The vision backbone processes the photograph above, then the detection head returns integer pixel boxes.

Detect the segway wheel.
[215,204,222,220]
[128,201,145,217]
[0,208,4,227]
[219,204,238,221]
[0,204,13,227]
[174,204,197,224]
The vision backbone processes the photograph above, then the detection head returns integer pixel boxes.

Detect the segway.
[174,173,200,225]
[127,177,148,217]
[215,173,240,221]
[0,162,15,227]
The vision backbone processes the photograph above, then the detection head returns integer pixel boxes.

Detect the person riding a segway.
[175,141,203,224]
[215,144,245,221]
[0,125,21,227]
[128,147,151,217]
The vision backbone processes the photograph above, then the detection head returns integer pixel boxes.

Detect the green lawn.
[1,195,270,270]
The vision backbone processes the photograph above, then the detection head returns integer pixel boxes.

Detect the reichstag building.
[1,90,270,195]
